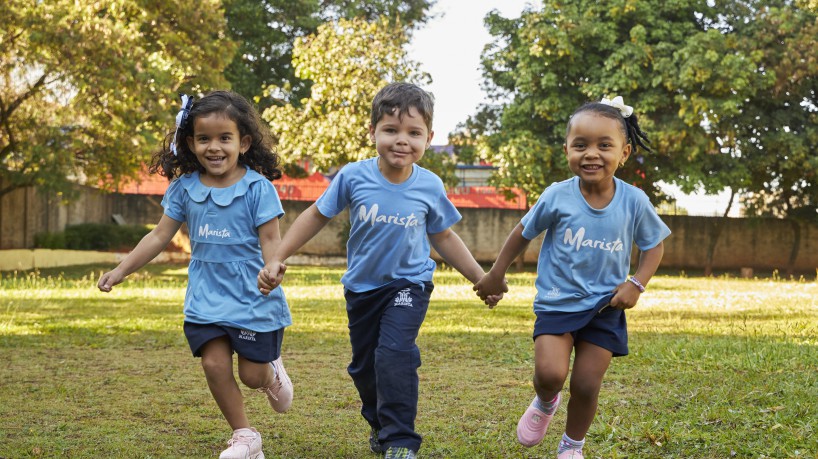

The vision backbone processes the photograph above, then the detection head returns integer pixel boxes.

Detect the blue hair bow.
[170,94,193,156]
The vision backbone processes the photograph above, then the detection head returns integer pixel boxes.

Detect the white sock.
[557,432,585,454]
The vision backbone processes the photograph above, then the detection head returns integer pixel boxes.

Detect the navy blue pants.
[344,278,433,452]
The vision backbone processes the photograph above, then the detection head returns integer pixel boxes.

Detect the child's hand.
[98,269,125,292]
[473,271,508,300]
[484,293,503,309]
[610,280,641,309]
[258,262,287,295]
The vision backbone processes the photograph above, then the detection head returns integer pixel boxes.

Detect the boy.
[258,82,499,458]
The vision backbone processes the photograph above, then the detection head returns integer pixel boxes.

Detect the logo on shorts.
[394,288,413,307]
[546,287,560,298]
[238,330,257,342]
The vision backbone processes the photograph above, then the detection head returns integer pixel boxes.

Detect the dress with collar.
[161,167,292,332]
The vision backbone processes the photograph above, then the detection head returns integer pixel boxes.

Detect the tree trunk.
[786,219,801,277]
[704,189,736,276]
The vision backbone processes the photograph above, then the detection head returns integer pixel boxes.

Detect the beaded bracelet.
[628,276,646,293]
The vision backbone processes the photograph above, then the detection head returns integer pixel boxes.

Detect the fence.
[1,182,817,274]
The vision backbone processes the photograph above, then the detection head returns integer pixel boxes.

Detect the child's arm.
[97,215,182,292]
[258,203,331,294]
[428,228,485,284]
[428,228,502,308]
[611,241,664,309]
[474,223,530,298]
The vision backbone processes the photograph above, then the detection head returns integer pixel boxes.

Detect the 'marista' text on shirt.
[358,204,419,228]
[563,226,623,253]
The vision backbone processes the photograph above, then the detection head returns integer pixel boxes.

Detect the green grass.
[1,264,817,458]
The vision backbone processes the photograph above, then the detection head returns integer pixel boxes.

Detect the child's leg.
[564,340,612,441]
[374,282,431,452]
[346,291,384,431]
[200,336,249,430]
[518,333,574,447]
[532,333,575,400]
[236,357,275,389]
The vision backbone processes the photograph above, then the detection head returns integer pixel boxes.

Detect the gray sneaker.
[384,447,416,459]
[369,428,384,453]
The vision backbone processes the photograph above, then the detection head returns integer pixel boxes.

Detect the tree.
[0,1,232,198]
[222,0,435,112]
[263,16,456,185]
[457,0,817,221]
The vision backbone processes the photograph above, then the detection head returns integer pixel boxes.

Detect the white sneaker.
[219,427,264,459]
[257,356,293,413]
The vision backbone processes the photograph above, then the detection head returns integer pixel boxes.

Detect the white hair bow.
[170,94,193,156]
[600,96,633,118]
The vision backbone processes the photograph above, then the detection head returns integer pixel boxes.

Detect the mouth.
[581,164,603,171]
[205,156,226,166]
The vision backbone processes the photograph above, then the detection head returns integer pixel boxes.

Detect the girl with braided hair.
[475,96,670,458]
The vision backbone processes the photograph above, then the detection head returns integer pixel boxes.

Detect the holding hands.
[474,269,509,309]
[258,261,287,295]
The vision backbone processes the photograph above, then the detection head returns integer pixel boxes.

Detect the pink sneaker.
[516,392,561,447]
[258,356,293,413]
[219,427,264,459]
[557,449,584,459]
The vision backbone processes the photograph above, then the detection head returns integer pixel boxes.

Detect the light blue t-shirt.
[521,176,671,313]
[161,167,292,332]
[315,157,461,292]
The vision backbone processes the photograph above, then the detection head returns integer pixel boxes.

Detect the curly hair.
[151,90,282,181]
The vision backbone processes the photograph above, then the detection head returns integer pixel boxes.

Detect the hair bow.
[170,94,193,156]
[600,96,633,118]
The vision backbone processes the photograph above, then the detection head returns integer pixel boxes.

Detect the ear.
[426,130,434,149]
[563,143,568,157]
[369,124,376,143]
[240,134,252,154]
[620,143,632,166]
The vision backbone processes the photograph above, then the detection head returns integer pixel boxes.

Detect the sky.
[406,0,536,144]
[406,0,737,216]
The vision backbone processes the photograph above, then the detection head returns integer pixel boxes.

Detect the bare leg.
[565,340,612,440]
[200,337,249,430]
[237,356,275,389]
[532,333,574,401]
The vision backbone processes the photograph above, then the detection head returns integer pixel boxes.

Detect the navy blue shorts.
[183,322,284,363]
[533,294,628,357]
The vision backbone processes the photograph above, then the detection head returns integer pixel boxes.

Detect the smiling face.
[369,106,434,183]
[187,113,251,187]
[564,112,631,193]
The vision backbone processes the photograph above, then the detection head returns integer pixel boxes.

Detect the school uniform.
[315,157,460,452]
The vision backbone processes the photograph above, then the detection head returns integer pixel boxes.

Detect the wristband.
[628,276,645,293]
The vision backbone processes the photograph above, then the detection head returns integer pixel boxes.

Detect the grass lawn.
[1,264,816,458]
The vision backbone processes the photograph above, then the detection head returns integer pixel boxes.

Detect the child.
[98,90,293,459]
[475,96,670,459]
[258,82,499,459]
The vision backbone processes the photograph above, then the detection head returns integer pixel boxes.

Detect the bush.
[33,231,67,249]
[35,223,152,251]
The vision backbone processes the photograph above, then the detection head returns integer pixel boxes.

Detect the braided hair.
[566,102,651,154]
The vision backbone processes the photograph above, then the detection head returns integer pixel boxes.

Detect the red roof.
[112,168,526,209]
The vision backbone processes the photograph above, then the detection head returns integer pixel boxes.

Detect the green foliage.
[459,0,818,215]
[0,1,232,198]
[264,16,431,173]
[34,223,152,251]
[32,231,66,249]
[222,0,434,112]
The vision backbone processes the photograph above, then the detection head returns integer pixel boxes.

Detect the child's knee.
[200,354,231,377]
[533,367,568,392]
[237,362,270,389]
